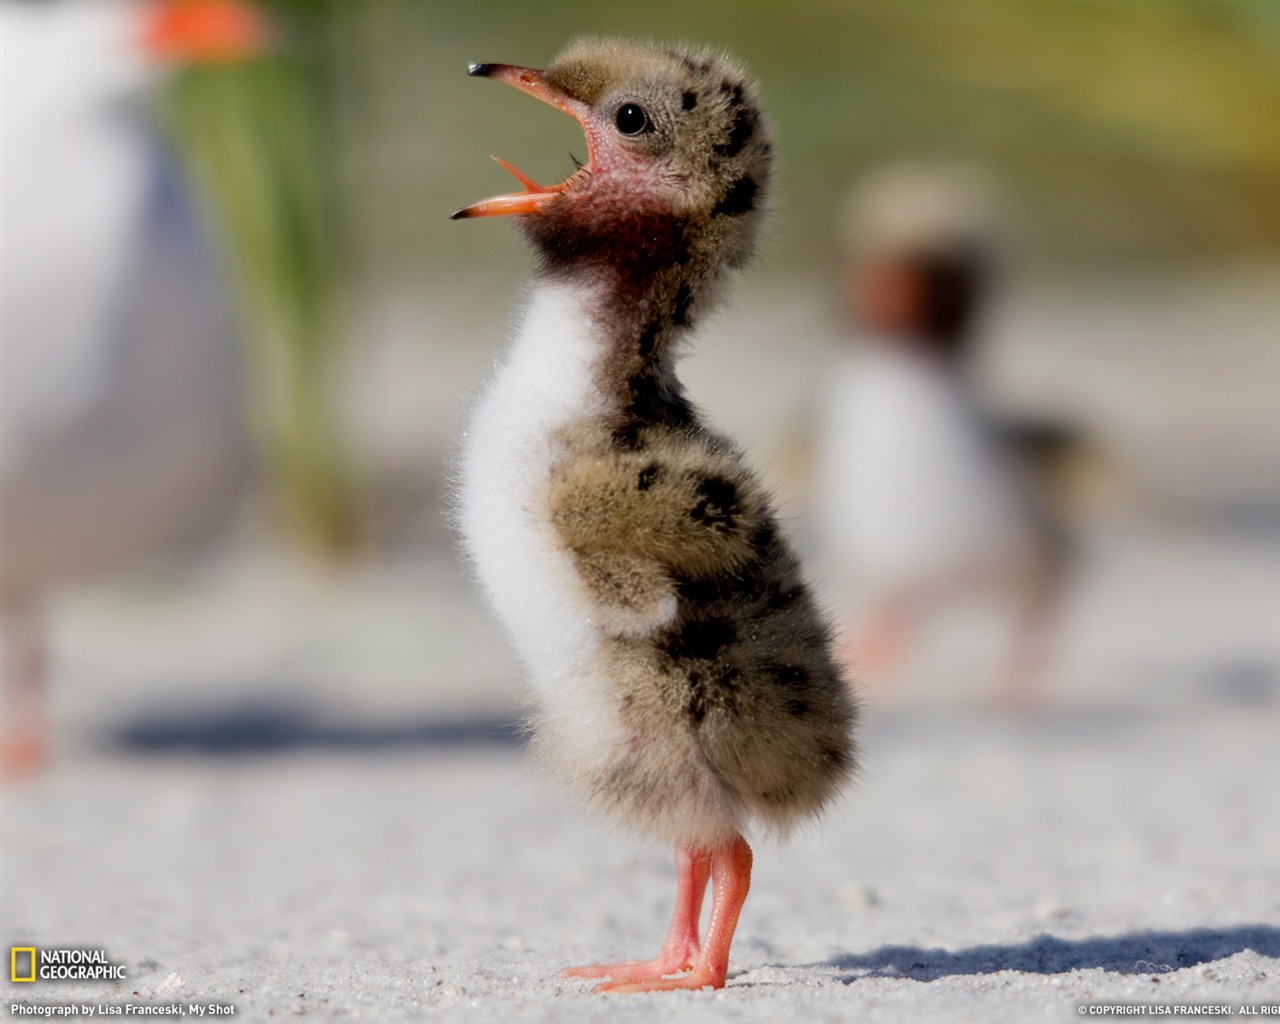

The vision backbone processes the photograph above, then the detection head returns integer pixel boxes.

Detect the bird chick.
[815,166,1070,707]
[454,40,857,993]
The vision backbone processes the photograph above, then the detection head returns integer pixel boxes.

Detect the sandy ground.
[5,518,1279,1024]
[5,276,1280,1021]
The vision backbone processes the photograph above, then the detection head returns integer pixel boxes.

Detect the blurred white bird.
[813,166,1067,706]
[0,0,255,775]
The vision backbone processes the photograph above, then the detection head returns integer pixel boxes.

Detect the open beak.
[451,64,592,221]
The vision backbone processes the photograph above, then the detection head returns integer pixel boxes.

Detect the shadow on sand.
[819,925,1279,981]
[110,697,525,755]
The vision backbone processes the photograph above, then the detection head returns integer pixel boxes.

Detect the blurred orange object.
[139,0,269,64]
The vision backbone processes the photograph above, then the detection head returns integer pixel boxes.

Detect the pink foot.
[560,948,696,983]
[561,844,709,984]
[595,962,724,993]
[566,836,752,995]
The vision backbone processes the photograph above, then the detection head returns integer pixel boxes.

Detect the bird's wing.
[547,447,767,637]
[547,447,765,579]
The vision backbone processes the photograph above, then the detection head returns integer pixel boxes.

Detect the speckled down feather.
[457,39,857,849]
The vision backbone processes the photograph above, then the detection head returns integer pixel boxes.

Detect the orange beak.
[451,64,592,221]
[139,0,271,64]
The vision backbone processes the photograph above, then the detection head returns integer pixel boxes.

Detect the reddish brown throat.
[450,63,593,221]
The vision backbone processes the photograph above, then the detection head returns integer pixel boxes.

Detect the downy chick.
[454,40,858,993]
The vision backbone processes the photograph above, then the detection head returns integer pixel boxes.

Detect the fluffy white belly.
[458,281,606,689]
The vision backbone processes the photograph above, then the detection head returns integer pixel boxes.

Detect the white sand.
[5,522,1279,1023]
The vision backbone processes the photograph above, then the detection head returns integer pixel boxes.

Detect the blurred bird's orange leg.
[994,582,1056,712]
[843,598,910,683]
[596,836,752,993]
[561,844,710,982]
[1,597,48,779]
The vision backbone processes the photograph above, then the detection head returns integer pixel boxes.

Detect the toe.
[561,957,693,983]
[593,967,724,994]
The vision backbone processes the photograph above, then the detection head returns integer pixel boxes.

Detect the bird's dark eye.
[614,103,650,136]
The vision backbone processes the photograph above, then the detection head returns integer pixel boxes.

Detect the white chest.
[457,281,607,686]
[815,343,1030,588]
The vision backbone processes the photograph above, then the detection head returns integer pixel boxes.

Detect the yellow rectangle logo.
[11,946,36,982]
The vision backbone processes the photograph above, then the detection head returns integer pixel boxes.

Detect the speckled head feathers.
[456,39,772,284]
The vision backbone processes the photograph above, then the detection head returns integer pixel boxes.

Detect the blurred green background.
[7,0,1279,583]
[164,0,1279,550]
[326,0,1280,285]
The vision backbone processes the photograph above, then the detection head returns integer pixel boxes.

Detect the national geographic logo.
[10,948,127,982]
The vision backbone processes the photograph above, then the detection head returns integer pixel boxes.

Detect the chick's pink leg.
[596,835,752,993]
[561,844,710,982]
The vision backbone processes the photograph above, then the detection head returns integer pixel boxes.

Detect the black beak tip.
[468,63,496,78]
[449,208,472,221]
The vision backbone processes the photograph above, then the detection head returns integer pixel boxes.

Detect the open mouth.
[451,63,594,220]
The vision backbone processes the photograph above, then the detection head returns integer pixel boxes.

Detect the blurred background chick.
[812,166,1073,707]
